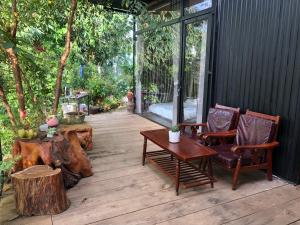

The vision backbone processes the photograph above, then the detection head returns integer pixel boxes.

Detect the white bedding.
[148,99,197,121]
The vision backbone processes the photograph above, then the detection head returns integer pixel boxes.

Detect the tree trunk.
[4,0,26,118]
[11,165,70,215]
[5,47,26,116]
[0,82,17,127]
[53,0,78,114]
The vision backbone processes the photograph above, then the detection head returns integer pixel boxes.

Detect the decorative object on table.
[47,115,59,127]
[39,124,48,132]
[11,165,70,215]
[169,125,180,143]
[17,128,38,140]
[60,112,85,125]
[47,127,57,138]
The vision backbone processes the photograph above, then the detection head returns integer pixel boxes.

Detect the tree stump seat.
[11,165,70,216]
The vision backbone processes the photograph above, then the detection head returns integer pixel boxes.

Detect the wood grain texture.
[3,111,299,225]
[11,165,70,216]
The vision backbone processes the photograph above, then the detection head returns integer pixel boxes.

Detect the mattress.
[148,99,197,121]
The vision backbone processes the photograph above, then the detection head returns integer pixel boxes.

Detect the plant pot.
[127,102,135,113]
[60,112,85,125]
[169,131,180,143]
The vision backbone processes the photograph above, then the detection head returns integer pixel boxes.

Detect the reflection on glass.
[184,0,212,14]
[137,0,180,31]
[135,24,180,126]
[183,20,208,123]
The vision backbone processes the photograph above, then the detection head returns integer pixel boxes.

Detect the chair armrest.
[202,130,237,140]
[231,141,279,153]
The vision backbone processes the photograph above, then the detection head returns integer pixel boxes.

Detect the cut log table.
[12,132,93,189]
[11,165,70,216]
[59,123,93,151]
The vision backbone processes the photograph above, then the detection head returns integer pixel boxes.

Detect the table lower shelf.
[146,150,215,189]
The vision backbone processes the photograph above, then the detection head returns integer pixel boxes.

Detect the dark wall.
[214,0,300,183]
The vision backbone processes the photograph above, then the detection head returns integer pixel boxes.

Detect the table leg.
[176,159,181,195]
[208,158,214,188]
[142,137,147,166]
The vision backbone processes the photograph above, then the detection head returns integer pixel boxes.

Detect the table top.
[140,129,217,161]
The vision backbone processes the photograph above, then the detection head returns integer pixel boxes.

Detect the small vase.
[127,91,134,102]
[169,131,180,143]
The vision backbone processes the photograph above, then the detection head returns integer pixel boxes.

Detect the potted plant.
[169,125,181,143]
[47,128,57,138]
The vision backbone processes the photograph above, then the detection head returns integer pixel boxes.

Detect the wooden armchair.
[205,110,280,190]
[180,104,240,144]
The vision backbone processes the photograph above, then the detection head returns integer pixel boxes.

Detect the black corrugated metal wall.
[214,0,300,183]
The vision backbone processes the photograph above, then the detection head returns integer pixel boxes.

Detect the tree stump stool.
[11,165,70,216]
[59,123,93,151]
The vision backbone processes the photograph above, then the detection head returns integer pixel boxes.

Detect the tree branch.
[0,82,17,128]
[53,0,78,114]
[11,0,18,39]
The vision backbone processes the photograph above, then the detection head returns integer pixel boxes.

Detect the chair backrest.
[236,110,280,145]
[206,104,240,132]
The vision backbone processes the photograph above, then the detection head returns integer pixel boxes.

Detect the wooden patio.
[1,111,300,225]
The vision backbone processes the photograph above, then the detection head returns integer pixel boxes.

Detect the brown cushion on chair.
[212,144,252,169]
[207,108,237,132]
[236,114,275,145]
[213,114,276,169]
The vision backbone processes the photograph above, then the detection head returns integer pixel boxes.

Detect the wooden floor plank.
[1,111,295,225]
[223,190,300,225]
[155,185,300,225]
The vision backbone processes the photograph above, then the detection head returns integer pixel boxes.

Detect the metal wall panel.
[214,0,300,183]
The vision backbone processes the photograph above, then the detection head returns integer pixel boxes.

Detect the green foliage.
[0,120,17,173]
[143,83,159,104]
[0,0,135,174]
[170,125,180,132]
[101,96,121,111]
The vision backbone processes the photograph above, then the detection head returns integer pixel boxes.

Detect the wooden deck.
[1,111,300,225]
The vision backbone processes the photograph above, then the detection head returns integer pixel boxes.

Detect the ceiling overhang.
[89,0,173,13]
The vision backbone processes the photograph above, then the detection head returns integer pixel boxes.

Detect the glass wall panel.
[135,23,180,127]
[183,19,208,123]
[137,0,180,31]
[184,0,212,15]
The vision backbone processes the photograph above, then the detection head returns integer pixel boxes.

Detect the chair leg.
[267,151,273,181]
[232,158,241,190]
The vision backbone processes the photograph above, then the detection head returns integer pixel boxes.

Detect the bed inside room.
[147,98,197,122]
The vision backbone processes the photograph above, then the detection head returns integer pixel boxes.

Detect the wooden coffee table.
[140,129,217,195]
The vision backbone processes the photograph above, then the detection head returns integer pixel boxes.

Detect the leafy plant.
[170,125,180,132]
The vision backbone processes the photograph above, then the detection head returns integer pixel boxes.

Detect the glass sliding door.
[135,23,180,127]
[182,18,210,123]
